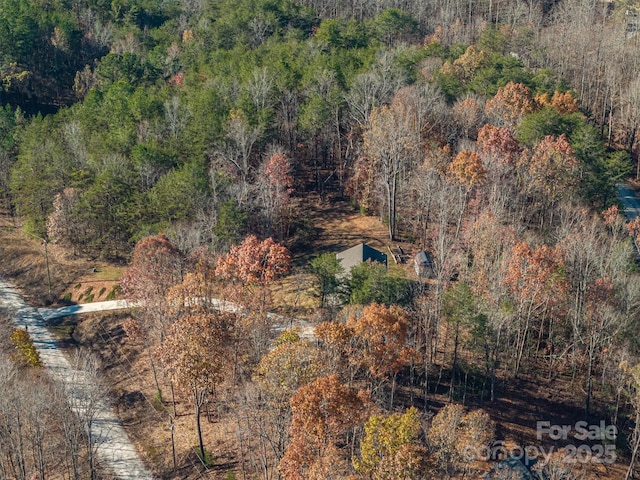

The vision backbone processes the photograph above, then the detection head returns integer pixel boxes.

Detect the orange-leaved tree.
[158,310,231,464]
[215,234,290,286]
[347,303,414,407]
[278,374,370,480]
[448,149,487,188]
[534,90,580,115]
[502,241,568,377]
[485,81,537,127]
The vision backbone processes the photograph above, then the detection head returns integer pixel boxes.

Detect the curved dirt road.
[0,279,154,480]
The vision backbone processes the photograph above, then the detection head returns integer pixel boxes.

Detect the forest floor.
[0,202,631,479]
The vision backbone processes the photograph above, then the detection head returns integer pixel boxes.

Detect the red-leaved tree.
[120,233,184,391]
[121,233,183,302]
[503,241,568,377]
[477,124,520,165]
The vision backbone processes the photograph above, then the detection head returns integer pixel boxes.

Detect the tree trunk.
[385,178,394,241]
[450,323,460,401]
[147,345,160,394]
[585,347,594,418]
[171,382,177,417]
[390,373,397,409]
[194,388,206,465]
[626,411,640,480]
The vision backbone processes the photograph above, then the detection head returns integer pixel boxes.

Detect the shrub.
[195,447,214,467]
[106,285,121,300]
[10,329,42,367]
[152,389,165,412]
[348,262,414,305]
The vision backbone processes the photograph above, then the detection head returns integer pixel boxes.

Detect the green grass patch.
[152,389,165,412]
[194,447,214,468]
[91,266,124,281]
[98,287,106,298]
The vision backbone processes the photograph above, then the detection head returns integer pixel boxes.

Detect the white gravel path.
[40,297,316,341]
[39,299,139,322]
[0,279,154,480]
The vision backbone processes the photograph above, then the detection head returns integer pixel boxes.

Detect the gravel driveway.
[0,279,154,480]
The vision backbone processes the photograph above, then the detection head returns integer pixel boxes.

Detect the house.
[336,243,387,274]
[414,250,434,278]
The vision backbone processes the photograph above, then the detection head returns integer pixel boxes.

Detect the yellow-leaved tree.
[10,329,42,367]
[353,406,427,479]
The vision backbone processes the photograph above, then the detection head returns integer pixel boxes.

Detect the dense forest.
[2,0,640,478]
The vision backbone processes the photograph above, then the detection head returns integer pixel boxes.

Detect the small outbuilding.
[336,243,387,274]
[484,457,538,480]
[414,250,435,278]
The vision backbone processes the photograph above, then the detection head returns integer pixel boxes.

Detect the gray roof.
[336,243,388,273]
[485,457,538,480]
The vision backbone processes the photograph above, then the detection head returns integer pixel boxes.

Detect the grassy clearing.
[270,272,318,317]
[0,221,93,306]
[81,265,124,282]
